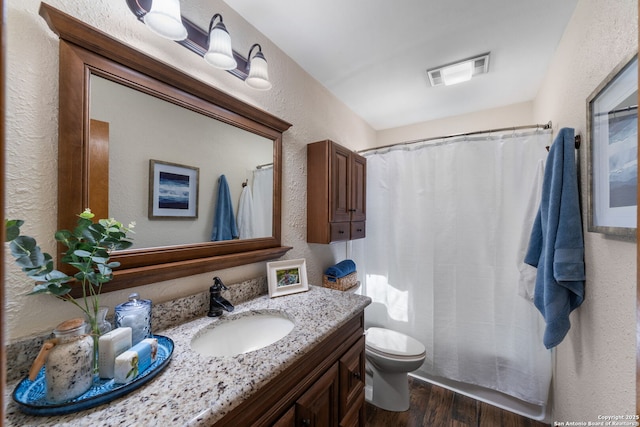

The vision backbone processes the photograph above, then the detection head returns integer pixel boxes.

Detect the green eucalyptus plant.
[5,208,135,335]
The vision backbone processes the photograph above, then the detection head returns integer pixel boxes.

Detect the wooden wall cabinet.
[215,313,366,427]
[307,140,367,243]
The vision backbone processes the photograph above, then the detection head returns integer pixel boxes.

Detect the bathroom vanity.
[215,311,366,426]
[4,285,370,426]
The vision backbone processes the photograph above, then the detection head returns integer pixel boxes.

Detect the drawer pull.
[338,230,345,234]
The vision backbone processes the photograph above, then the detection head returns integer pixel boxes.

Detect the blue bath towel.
[524,128,585,349]
[324,259,357,281]
[211,174,238,241]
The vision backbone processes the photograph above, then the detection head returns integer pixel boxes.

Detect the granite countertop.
[4,285,371,427]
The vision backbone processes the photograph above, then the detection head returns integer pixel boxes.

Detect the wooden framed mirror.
[39,3,292,295]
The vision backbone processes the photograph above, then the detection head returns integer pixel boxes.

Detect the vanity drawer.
[350,222,365,240]
[330,222,350,242]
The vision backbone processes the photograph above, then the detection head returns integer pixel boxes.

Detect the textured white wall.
[5,0,375,339]
[533,0,637,421]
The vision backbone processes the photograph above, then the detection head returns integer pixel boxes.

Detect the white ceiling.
[221,0,579,130]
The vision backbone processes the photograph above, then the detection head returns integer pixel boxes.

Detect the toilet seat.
[365,327,426,359]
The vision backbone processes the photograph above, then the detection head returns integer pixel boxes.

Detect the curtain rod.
[358,121,552,155]
[595,104,638,117]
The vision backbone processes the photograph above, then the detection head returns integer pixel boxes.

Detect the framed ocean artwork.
[148,159,199,219]
[587,53,638,237]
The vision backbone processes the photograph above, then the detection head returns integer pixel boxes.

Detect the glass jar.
[45,318,94,403]
[115,293,152,345]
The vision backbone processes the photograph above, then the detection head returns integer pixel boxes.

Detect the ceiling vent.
[427,52,490,87]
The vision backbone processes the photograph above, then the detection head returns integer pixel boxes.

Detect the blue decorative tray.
[13,334,174,416]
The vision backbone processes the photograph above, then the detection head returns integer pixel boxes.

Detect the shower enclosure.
[353,127,554,420]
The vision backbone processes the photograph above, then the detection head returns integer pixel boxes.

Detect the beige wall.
[91,76,274,248]
[5,0,375,339]
[376,101,534,146]
[533,0,637,421]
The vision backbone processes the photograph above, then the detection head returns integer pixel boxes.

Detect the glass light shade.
[143,0,188,41]
[204,25,237,70]
[442,61,473,86]
[245,53,272,90]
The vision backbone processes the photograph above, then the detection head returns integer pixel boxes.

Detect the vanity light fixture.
[427,52,490,87]
[245,44,272,91]
[126,0,272,90]
[204,14,237,70]
[142,0,188,41]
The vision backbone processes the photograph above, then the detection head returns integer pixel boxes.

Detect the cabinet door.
[273,406,296,427]
[330,144,352,223]
[339,336,365,419]
[339,389,364,427]
[350,153,366,223]
[296,363,339,427]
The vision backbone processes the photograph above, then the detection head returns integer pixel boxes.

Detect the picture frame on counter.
[267,258,309,298]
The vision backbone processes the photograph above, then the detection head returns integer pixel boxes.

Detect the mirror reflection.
[90,75,274,249]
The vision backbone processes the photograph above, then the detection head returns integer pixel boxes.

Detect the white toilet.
[365,327,427,412]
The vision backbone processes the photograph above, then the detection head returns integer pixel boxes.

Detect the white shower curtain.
[253,167,273,238]
[355,129,553,405]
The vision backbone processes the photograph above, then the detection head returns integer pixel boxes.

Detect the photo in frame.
[586,53,638,237]
[267,259,309,298]
[149,159,199,219]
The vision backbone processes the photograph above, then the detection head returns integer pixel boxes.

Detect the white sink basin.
[191,311,295,357]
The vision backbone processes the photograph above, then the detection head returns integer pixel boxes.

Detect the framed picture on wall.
[267,259,309,298]
[149,159,199,219]
[586,53,638,237]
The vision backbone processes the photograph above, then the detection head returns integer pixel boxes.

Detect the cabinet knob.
[301,419,311,426]
[353,370,361,379]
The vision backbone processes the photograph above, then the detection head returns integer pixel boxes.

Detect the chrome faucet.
[207,277,234,317]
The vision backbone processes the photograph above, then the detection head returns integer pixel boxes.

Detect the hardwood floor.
[365,377,549,427]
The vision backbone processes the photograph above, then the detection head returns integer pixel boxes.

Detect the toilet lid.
[365,327,426,358]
